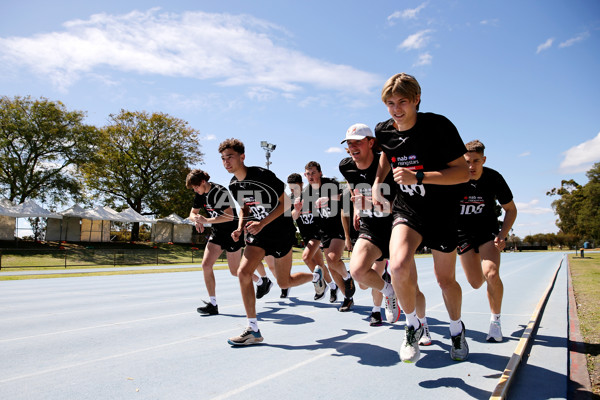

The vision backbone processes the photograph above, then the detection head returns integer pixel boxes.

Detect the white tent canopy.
[151,213,194,243]
[118,207,155,224]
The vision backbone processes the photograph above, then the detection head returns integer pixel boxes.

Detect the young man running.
[186,169,272,315]
[457,140,517,342]
[287,173,333,301]
[373,73,470,362]
[220,139,325,345]
[304,161,356,312]
[339,123,430,338]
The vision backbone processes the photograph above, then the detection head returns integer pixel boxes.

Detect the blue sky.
[1,0,599,239]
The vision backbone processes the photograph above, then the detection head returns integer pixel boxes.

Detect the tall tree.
[80,110,203,239]
[547,162,600,243]
[0,96,98,205]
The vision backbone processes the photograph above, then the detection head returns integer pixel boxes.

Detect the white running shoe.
[486,320,503,342]
[450,322,469,361]
[384,294,400,323]
[418,324,432,346]
[400,324,423,363]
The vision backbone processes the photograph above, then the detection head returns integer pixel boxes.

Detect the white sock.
[418,316,428,327]
[255,277,263,286]
[209,296,217,306]
[405,310,419,329]
[372,306,381,313]
[342,271,351,280]
[449,319,463,337]
[491,313,501,323]
[381,282,395,297]
[312,272,320,283]
[248,318,259,332]
[328,282,337,290]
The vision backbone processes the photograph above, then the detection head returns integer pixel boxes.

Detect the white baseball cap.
[341,123,374,144]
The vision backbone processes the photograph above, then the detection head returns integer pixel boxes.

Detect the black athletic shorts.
[319,228,345,250]
[208,229,244,253]
[357,224,391,261]
[245,226,296,259]
[392,210,458,253]
[457,231,496,255]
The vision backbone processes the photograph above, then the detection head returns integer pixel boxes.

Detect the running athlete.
[339,123,430,338]
[287,173,334,301]
[457,140,517,342]
[187,169,272,315]
[372,73,470,362]
[220,139,325,346]
[303,161,356,312]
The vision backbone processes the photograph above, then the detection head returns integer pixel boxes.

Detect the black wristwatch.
[416,170,424,185]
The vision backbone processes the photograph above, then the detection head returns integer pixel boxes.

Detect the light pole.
[260,141,276,170]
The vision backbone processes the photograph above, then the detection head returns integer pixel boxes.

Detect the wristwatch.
[416,170,424,185]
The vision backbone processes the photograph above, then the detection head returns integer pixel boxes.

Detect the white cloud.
[202,134,217,141]
[325,147,343,153]
[559,132,600,173]
[480,19,499,27]
[536,38,554,54]
[515,199,553,215]
[559,32,590,48]
[398,30,433,51]
[519,151,531,157]
[387,3,428,23]
[0,8,380,95]
[413,52,432,67]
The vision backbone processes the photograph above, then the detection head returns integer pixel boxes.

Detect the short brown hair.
[186,169,210,189]
[465,140,485,155]
[305,161,321,172]
[218,138,245,154]
[287,173,302,184]
[381,73,421,111]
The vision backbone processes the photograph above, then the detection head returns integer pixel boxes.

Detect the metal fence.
[0,247,225,270]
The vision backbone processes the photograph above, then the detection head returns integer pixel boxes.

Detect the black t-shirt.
[229,166,295,237]
[339,153,396,232]
[192,182,238,235]
[457,167,513,234]
[291,192,321,240]
[375,112,467,216]
[302,176,344,234]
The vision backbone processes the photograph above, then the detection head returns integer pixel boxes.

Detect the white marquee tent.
[151,213,194,243]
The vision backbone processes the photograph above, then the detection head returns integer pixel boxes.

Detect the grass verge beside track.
[569,252,600,396]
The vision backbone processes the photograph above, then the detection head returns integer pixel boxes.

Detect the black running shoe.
[197,301,218,315]
[256,277,273,299]
[314,290,325,301]
[343,274,356,298]
[280,288,289,298]
[329,287,338,303]
[369,311,383,326]
[339,297,353,312]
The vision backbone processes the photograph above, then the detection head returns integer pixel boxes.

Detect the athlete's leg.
[458,249,485,289]
[237,245,264,319]
[201,241,225,297]
[349,239,384,291]
[388,225,422,318]
[478,240,503,314]
[226,247,242,276]
[273,249,313,289]
[324,238,349,294]
[432,249,462,321]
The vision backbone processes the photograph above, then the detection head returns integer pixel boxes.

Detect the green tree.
[547,162,600,242]
[80,110,203,240]
[0,96,98,205]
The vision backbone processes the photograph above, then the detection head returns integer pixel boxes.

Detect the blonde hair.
[381,73,421,111]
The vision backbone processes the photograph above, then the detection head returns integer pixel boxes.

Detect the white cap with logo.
[341,123,374,144]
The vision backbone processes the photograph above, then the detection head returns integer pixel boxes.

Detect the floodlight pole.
[260,141,276,170]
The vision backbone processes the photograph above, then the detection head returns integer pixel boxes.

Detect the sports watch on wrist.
[416,170,424,185]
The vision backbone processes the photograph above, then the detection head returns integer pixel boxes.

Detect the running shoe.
[486,320,503,342]
[382,268,391,283]
[339,297,354,312]
[384,294,400,323]
[256,277,273,299]
[227,327,264,346]
[313,266,326,299]
[450,321,469,361]
[197,301,219,315]
[329,287,338,303]
[418,324,432,346]
[400,324,424,363]
[280,288,289,298]
[343,274,356,298]
[369,311,383,327]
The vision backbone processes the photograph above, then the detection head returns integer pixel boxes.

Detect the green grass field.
[569,252,600,395]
